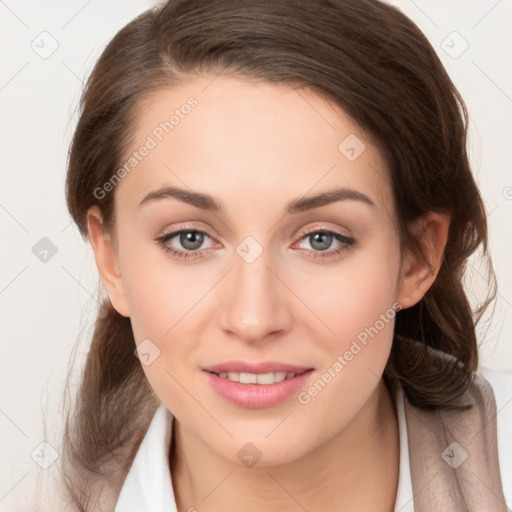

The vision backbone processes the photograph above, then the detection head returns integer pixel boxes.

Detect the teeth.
[258,371,286,384]
[217,371,297,384]
[240,372,257,384]
[227,371,240,382]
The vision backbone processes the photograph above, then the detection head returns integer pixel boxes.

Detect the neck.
[170,378,399,512]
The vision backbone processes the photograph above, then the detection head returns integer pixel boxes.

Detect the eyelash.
[154,227,356,261]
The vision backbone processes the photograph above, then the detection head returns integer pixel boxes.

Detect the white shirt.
[115,367,512,511]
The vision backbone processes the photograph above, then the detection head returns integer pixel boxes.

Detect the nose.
[218,243,293,344]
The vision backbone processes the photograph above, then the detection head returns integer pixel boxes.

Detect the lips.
[204,367,315,408]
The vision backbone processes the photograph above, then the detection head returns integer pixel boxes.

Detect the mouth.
[202,362,315,409]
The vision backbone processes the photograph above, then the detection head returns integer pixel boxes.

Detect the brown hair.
[61,0,496,509]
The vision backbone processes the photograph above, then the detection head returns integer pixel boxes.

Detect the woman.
[55,0,511,510]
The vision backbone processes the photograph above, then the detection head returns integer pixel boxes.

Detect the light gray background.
[1,0,511,508]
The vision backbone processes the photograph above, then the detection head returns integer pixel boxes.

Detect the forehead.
[115,74,393,217]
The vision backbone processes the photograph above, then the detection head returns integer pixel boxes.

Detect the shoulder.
[401,366,512,510]
[478,366,512,508]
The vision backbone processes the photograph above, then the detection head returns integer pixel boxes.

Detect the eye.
[294,229,356,259]
[155,227,356,261]
[155,228,216,260]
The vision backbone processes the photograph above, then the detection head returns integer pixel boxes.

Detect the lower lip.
[204,370,314,409]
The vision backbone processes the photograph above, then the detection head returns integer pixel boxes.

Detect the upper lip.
[203,360,313,374]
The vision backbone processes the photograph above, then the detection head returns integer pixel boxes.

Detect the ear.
[396,212,451,309]
[87,206,130,317]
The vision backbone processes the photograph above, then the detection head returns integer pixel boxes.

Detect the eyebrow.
[139,185,375,214]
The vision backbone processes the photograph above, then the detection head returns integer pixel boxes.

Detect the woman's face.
[98,74,413,465]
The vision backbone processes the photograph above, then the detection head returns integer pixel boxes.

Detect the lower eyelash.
[160,245,205,259]
[155,230,355,260]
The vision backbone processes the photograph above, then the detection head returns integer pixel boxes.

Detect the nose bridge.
[219,236,291,341]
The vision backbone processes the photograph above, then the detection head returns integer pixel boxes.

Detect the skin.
[87,74,450,511]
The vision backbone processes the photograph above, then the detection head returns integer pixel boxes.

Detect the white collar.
[115,387,413,512]
[115,403,176,512]
[393,385,414,512]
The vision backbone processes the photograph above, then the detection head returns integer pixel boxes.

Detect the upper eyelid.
[297,225,352,238]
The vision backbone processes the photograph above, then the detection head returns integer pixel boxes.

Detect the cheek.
[120,247,209,411]
[117,226,207,339]
[130,275,222,352]
[118,234,217,404]
[295,237,401,352]
[290,237,401,410]
[293,252,400,436]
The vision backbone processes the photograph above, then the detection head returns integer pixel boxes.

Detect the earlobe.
[396,212,450,309]
[87,206,130,317]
